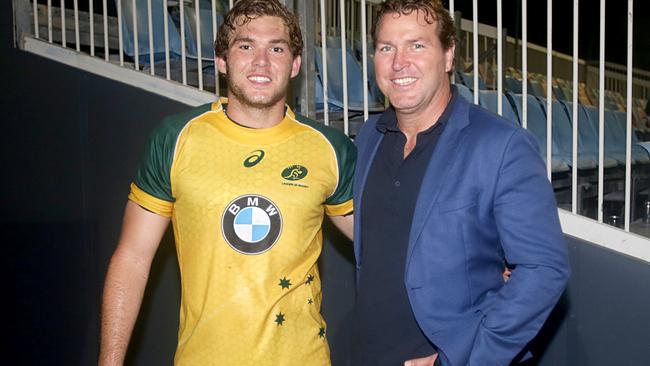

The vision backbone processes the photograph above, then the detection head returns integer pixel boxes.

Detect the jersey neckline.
[208,98,301,145]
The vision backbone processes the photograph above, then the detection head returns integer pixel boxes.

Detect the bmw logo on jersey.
[221,195,283,254]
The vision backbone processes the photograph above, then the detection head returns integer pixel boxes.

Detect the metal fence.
[14,0,650,249]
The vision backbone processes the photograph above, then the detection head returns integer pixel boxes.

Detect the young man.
[99,1,354,365]
[352,1,570,365]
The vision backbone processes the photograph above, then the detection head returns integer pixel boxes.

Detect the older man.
[351,1,570,365]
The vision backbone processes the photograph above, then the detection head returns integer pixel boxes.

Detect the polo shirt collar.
[376,86,458,134]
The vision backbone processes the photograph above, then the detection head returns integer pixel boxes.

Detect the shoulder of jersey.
[292,113,353,149]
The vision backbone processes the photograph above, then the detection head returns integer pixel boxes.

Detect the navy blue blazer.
[353,93,570,366]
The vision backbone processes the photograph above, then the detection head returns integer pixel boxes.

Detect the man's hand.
[503,267,512,282]
[405,353,438,366]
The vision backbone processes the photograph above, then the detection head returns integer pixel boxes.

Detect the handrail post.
[297,0,316,119]
[13,0,33,48]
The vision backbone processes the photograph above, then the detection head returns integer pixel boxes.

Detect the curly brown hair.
[215,0,304,59]
[372,0,456,51]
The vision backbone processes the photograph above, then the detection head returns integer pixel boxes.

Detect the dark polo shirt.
[352,90,457,366]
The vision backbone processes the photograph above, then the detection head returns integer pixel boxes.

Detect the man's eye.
[379,45,392,52]
[271,47,284,53]
[239,44,252,50]
[413,43,424,49]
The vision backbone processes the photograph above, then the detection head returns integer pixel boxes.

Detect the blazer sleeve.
[468,129,570,365]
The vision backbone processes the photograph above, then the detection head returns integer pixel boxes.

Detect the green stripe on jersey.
[133,103,213,202]
[294,114,357,206]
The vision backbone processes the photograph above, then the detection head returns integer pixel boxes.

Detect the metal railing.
[26,0,230,92]
[12,0,650,262]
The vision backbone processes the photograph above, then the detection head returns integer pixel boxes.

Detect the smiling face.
[217,15,301,110]
[374,10,454,117]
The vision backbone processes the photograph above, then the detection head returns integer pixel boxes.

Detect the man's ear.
[445,43,455,73]
[290,55,302,79]
[217,55,228,75]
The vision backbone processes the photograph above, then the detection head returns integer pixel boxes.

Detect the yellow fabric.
[129,100,353,366]
[128,183,173,217]
[324,199,354,217]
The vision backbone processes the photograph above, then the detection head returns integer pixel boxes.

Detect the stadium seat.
[326,35,353,51]
[564,102,619,169]
[314,47,384,112]
[455,83,474,103]
[362,53,384,104]
[117,0,183,65]
[508,93,569,172]
[547,100,611,170]
[553,86,567,101]
[353,38,374,62]
[549,100,593,169]
[455,71,486,91]
[528,80,545,98]
[478,90,519,125]
[504,76,522,94]
[583,106,650,165]
[184,6,223,62]
[560,86,574,101]
[547,100,581,167]
[314,70,340,112]
[610,110,650,163]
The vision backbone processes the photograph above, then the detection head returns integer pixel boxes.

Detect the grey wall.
[2,21,185,366]
[532,236,650,366]
[4,2,650,366]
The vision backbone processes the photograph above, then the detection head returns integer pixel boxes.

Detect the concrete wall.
[533,236,650,366]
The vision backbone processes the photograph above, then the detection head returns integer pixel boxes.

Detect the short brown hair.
[372,0,456,51]
[215,0,304,59]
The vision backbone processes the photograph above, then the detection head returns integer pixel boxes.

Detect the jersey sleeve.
[128,116,181,217]
[324,133,356,217]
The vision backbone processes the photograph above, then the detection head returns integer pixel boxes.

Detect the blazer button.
[394,180,401,187]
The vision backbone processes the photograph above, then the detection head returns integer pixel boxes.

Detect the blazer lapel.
[354,119,384,267]
[405,97,472,269]
[357,132,384,208]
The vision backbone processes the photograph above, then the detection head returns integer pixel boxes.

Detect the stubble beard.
[226,74,287,110]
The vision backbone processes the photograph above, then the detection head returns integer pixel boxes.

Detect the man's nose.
[253,49,270,67]
[392,49,409,71]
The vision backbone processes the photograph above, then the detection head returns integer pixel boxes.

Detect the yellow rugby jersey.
[128,99,355,366]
